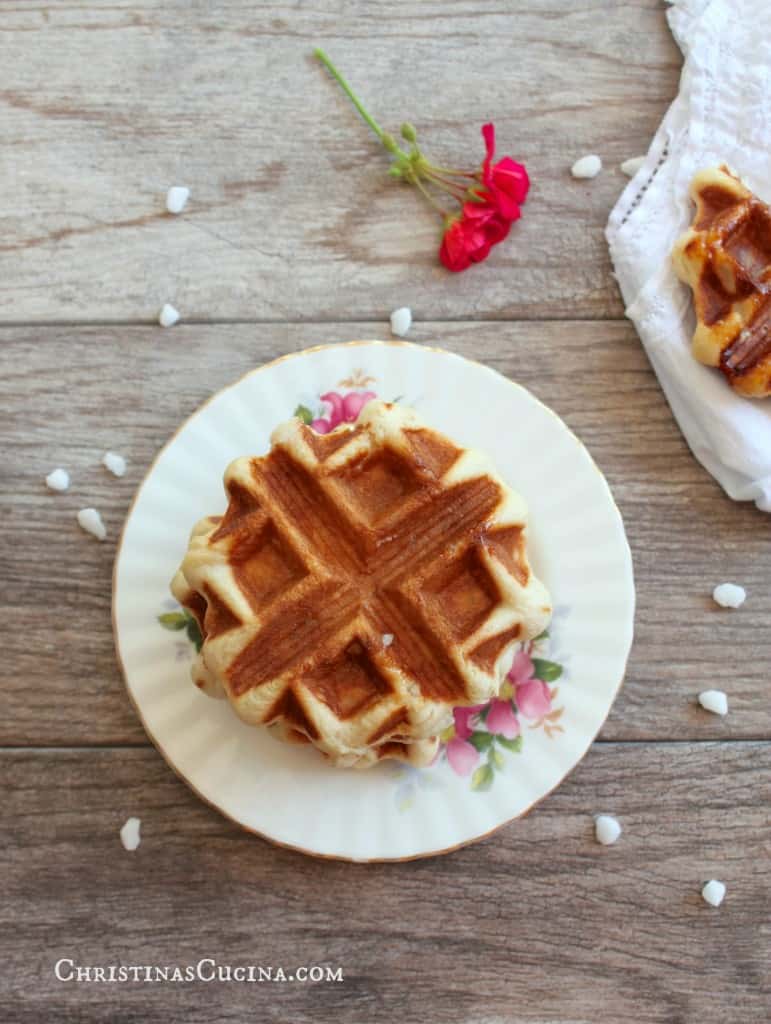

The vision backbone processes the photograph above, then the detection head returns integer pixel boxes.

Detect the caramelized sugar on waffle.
[171,401,551,768]
[672,166,771,398]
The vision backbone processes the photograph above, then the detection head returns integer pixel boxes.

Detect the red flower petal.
[439,219,472,272]
[492,156,530,205]
[481,122,496,186]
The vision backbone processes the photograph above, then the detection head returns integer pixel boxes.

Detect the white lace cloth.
[606,0,771,513]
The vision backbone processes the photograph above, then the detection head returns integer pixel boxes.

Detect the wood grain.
[2,323,769,747]
[2,743,769,1023]
[0,0,679,322]
[2,8,768,1022]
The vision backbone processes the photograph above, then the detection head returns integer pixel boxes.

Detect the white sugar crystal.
[382,633,394,647]
[120,817,141,852]
[166,186,190,214]
[595,814,622,845]
[159,303,180,327]
[390,306,412,338]
[77,507,106,541]
[621,156,645,177]
[102,451,127,477]
[571,154,602,179]
[45,468,70,492]
[698,689,728,716]
[712,583,746,608]
[701,879,726,907]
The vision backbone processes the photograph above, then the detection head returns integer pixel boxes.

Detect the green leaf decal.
[497,735,523,753]
[532,658,563,682]
[185,615,203,652]
[533,628,550,642]
[158,612,187,631]
[294,404,313,425]
[468,731,494,752]
[489,747,505,770]
[471,763,494,792]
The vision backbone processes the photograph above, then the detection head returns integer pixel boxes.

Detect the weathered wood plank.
[2,743,769,1023]
[2,322,769,746]
[0,1,680,322]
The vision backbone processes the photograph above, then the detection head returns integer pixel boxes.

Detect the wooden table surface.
[2,4,769,1023]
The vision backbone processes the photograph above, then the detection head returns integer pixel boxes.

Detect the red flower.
[439,216,492,272]
[315,52,531,273]
[480,122,529,221]
[462,198,513,243]
[491,156,530,205]
[439,197,513,272]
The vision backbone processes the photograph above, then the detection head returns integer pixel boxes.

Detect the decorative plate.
[113,341,634,861]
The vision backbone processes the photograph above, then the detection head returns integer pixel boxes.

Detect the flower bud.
[400,122,418,143]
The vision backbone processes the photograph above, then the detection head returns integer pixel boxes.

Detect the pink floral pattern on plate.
[440,640,564,792]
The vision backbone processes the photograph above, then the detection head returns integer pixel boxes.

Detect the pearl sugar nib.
[45,468,70,492]
[701,880,726,907]
[77,507,107,541]
[390,307,412,338]
[102,451,127,477]
[595,814,622,845]
[165,186,190,214]
[571,154,602,179]
[159,303,180,328]
[698,689,728,716]
[621,156,645,177]
[120,817,141,851]
[712,583,746,608]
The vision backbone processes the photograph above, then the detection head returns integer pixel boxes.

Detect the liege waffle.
[672,166,771,398]
[171,400,551,768]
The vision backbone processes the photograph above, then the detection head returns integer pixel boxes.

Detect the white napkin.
[606,0,771,513]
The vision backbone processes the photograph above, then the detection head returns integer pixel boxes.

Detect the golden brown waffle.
[171,401,551,768]
[672,166,771,398]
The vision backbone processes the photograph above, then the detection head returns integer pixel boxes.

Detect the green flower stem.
[412,176,448,217]
[426,164,476,179]
[314,48,408,158]
[423,170,468,199]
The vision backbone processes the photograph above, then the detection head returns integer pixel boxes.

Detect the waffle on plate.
[172,400,551,768]
[672,165,771,398]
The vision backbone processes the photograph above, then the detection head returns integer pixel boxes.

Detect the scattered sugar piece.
[571,154,602,179]
[45,468,70,492]
[166,186,190,214]
[698,689,728,716]
[390,307,412,338]
[712,583,746,608]
[621,156,645,177]
[120,817,141,852]
[701,879,726,907]
[102,451,127,477]
[159,303,180,327]
[382,633,394,647]
[595,814,622,846]
[77,507,106,541]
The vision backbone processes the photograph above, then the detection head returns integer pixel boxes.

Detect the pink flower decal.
[453,703,485,741]
[516,679,553,720]
[508,648,535,686]
[506,647,552,719]
[486,698,520,739]
[342,390,376,422]
[311,390,376,434]
[445,737,480,776]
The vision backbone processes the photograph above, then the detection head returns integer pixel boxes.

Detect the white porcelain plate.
[114,341,634,861]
